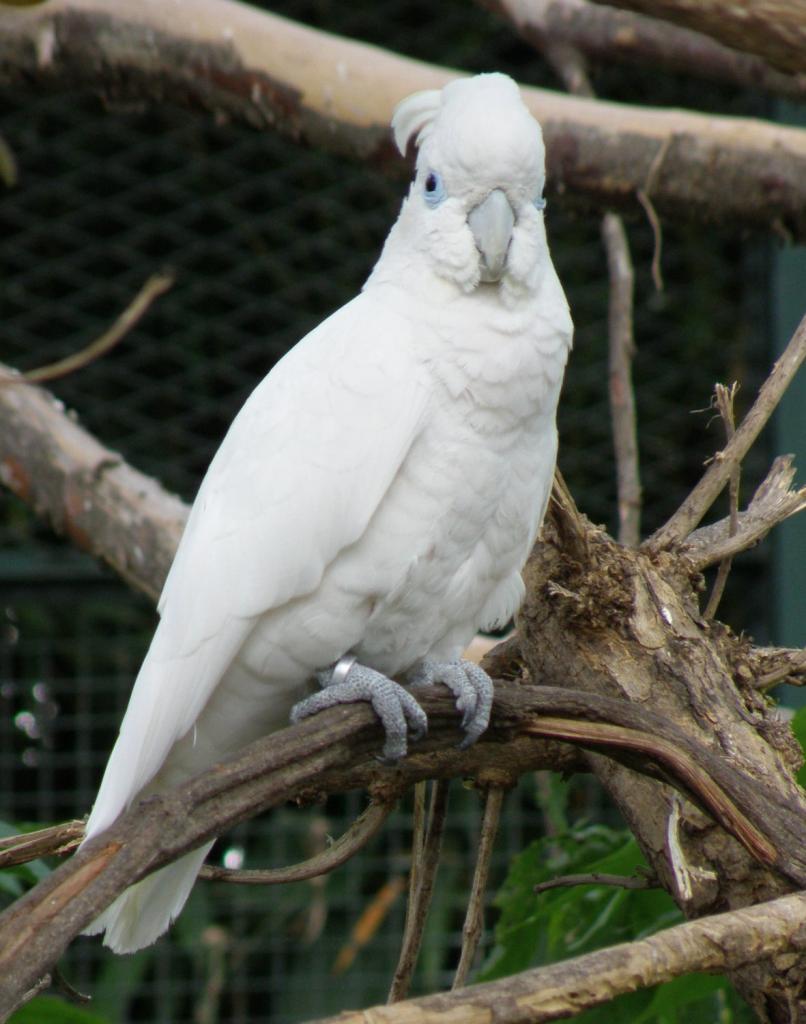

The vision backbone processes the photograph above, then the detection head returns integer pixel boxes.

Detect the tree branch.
[198,799,395,885]
[533,870,656,894]
[0,821,84,870]
[388,781,450,1002]
[646,312,806,550]
[480,0,806,99]
[745,646,806,690]
[1,682,805,1013]
[590,0,806,77]
[0,362,188,602]
[3,0,806,236]
[603,210,642,546]
[308,889,806,1024]
[0,271,173,386]
[452,786,505,989]
[679,454,806,571]
[702,382,740,618]
[526,477,806,1017]
[540,32,643,550]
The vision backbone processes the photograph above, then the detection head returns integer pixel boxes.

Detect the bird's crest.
[392,88,442,156]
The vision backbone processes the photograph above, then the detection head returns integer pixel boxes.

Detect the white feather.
[391,87,442,155]
[82,71,573,953]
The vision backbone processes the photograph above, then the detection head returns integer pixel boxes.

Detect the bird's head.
[391,73,548,296]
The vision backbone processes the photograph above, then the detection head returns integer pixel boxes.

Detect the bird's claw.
[407,658,494,748]
[291,660,427,762]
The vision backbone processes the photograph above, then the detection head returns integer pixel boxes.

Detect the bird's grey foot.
[291,656,428,763]
[406,658,494,749]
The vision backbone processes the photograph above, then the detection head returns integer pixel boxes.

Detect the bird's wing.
[86,292,430,834]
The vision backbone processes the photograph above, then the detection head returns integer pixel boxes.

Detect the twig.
[602,212,642,546]
[452,787,505,989]
[195,925,230,1024]
[533,871,657,895]
[0,820,85,869]
[752,648,806,690]
[387,780,450,1003]
[1,974,51,1020]
[198,799,394,885]
[679,454,806,570]
[0,132,17,188]
[544,41,642,548]
[636,135,672,292]
[398,782,427,962]
[647,312,806,550]
[703,382,740,618]
[52,967,92,1006]
[0,271,173,387]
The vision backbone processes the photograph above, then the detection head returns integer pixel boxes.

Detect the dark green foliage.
[480,778,757,1024]
[9,996,109,1024]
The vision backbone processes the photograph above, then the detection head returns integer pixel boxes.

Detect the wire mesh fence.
[0,1,775,1020]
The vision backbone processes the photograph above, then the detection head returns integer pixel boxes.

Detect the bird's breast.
[333,392,556,676]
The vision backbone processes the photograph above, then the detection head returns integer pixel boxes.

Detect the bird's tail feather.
[83,843,213,954]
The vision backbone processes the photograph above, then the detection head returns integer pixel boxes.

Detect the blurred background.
[1,1,804,1021]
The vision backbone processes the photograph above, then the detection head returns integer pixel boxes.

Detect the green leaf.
[9,995,110,1023]
[790,707,806,789]
[481,824,679,983]
[480,816,758,1024]
[639,973,725,1022]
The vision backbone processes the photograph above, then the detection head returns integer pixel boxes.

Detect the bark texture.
[521,482,806,1019]
[2,679,806,1018]
[482,0,806,98]
[0,366,187,602]
[593,0,806,76]
[310,891,806,1023]
[2,0,806,236]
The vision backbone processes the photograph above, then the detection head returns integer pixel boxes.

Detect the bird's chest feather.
[343,328,562,671]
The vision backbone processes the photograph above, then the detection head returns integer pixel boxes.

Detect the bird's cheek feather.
[425,207,482,292]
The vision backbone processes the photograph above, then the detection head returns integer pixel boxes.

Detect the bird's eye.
[423,170,446,207]
[534,196,547,212]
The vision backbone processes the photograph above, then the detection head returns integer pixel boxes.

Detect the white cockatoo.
[82,72,573,953]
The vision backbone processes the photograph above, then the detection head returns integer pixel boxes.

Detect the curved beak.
[467,189,515,283]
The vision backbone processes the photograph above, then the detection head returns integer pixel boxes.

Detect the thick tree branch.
[0,362,188,602]
[590,0,806,77]
[1,683,806,1014]
[309,889,806,1024]
[3,0,806,236]
[480,0,806,98]
[527,479,806,1018]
